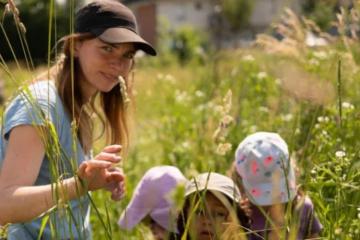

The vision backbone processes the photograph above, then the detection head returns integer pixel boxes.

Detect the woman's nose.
[109,58,132,74]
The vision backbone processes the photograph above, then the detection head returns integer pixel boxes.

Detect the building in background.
[122,0,303,48]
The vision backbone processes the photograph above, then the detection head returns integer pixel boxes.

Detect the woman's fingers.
[95,152,121,163]
[110,181,125,201]
[102,145,122,154]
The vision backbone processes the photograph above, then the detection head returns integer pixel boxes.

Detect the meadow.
[0,4,359,240]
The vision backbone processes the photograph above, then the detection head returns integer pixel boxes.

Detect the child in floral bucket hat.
[231,132,322,240]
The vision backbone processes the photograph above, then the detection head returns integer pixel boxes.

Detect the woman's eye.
[124,52,135,59]
[101,46,113,53]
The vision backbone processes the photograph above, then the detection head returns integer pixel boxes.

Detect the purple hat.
[118,166,187,232]
[234,132,296,206]
[76,0,156,56]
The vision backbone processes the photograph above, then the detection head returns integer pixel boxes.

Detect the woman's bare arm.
[0,125,124,225]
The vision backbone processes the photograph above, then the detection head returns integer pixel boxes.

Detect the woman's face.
[75,38,136,99]
[188,192,233,240]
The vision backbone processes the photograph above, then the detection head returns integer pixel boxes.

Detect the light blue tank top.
[0,81,91,239]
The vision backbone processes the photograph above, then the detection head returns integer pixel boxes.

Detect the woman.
[0,0,156,239]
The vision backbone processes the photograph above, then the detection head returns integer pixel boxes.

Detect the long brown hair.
[53,33,131,154]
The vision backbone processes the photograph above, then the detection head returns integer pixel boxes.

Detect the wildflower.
[317,116,329,123]
[258,106,269,113]
[230,67,238,77]
[313,51,328,60]
[118,76,130,104]
[216,143,232,156]
[175,90,190,103]
[165,74,176,84]
[281,113,293,122]
[195,90,204,98]
[309,58,319,66]
[156,73,164,79]
[221,115,234,126]
[342,102,354,110]
[223,90,232,114]
[257,72,268,80]
[334,228,342,235]
[181,141,191,150]
[335,151,346,158]
[249,125,257,133]
[242,54,255,62]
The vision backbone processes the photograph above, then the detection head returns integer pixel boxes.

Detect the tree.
[0,0,84,65]
[220,0,254,31]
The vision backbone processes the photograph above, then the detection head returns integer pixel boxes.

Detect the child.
[177,172,250,240]
[118,166,187,240]
[232,131,322,239]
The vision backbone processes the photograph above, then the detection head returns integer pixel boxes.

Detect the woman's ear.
[73,40,82,57]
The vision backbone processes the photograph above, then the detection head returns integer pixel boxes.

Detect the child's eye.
[195,209,205,216]
[214,211,228,220]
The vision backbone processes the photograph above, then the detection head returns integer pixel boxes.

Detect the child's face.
[143,217,167,240]
[188,192,233,240]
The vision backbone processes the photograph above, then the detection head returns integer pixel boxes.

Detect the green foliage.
[302,0,337,30]
[171,26,209,65]
[0,0,83,64]
[221,0,254,31]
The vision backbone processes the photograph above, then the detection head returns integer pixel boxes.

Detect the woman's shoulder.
[14,80,60,106]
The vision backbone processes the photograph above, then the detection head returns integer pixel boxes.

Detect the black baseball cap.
[75,0,156,56]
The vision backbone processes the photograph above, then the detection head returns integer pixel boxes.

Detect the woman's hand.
[77,145,125,200]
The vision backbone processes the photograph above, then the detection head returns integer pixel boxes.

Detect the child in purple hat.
[118,166,187,240]
[230,131,322,239]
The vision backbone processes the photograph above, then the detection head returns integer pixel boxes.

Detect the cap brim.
[94,27,157,56]
[185,186,240,203]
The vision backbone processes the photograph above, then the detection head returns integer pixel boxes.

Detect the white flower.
[281,113,293,122]
[317,116,329,123]
[309,58,319,66]
[242,54,255,62]
[182,141,191,149]
[342,102,354,110]
[216,143,232,156]
[313,51,328,60]
[195,90,205,98]
[222,115,234,125]
[335,150,346,158]
[164,74,176,84]
[334,228,342,235]
[258,106,269,113]
[257,72,268,80]
[230,67,238,77]
[249,125,257,133]
[157,73,164,79]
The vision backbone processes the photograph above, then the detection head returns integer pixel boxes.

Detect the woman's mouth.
[101,72,118,83]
